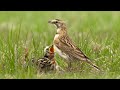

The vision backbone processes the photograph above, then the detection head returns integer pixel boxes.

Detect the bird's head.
[44,45,54,59]
[48,19,66,29]
[44,45,54,54]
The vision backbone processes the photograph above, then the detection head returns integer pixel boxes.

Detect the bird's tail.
[86,58,100,71]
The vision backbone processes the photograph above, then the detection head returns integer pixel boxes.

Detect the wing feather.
[55,35,88,61]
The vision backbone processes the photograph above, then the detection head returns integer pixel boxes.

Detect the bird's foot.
[56,65,65,74]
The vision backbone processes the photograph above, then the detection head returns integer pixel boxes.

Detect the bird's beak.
[48,20,52,24]
[48,20,51,23]
[48,20,55,24]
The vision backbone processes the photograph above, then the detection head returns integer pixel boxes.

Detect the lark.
[48,19,100,71]
[32,45,64,73]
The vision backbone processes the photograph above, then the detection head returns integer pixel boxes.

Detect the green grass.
[0,11,120,79]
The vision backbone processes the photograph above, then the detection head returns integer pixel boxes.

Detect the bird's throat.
[56,28,61,34]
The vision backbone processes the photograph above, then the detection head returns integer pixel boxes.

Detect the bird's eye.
[55,21,58,23]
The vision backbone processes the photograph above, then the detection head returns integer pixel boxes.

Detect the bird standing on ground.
[32,45,64,73]
[48,19,100,71]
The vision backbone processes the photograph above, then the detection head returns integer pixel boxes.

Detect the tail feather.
[86,58,100,71]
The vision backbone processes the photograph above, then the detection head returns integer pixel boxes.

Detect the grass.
[0,11,120,79]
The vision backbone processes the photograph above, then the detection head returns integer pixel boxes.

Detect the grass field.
[0,11,120,79]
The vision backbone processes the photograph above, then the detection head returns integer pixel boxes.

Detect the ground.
[0,11,120,79]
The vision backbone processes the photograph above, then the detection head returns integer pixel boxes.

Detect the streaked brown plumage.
[32,45,64,73]
[48,19,100,71]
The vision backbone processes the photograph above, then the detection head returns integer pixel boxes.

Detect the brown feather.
[50,19,100,71]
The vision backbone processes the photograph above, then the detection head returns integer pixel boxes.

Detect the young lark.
[48,19,100,71]
[32,45,64,73]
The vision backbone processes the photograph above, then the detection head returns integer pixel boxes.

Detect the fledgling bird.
[32,45,64,73]
[48,19,100,71]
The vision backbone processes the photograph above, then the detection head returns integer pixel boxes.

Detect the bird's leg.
[67,61,72,71]
[68,62,72,68]
[55,65,65,74]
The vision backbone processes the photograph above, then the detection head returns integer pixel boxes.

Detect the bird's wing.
[55,35,88,61]
[55,35,100,71]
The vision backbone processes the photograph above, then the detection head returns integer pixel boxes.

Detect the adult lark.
[48,19,100,71]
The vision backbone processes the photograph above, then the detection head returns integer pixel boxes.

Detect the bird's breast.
[54,34,59,40]
[54,45,69,60]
